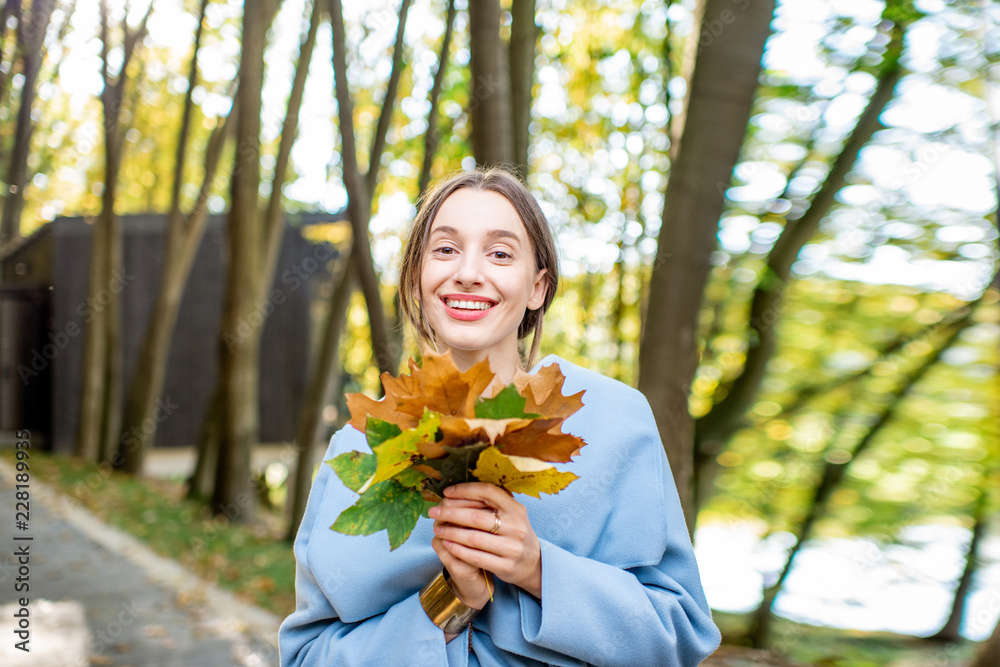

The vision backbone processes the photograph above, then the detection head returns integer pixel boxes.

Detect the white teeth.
[446,299,492,310]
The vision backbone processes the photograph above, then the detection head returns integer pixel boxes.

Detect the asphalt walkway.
[0,457,282,667]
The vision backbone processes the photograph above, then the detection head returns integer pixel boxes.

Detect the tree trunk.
[928,489,987,642]
[329,0,403,379]
[76,0,151,462]
[212,0,268,522]
[636,0,775,527]
[188,385,222,501]
[747,314,979,647]
[966,67,1000,663]
[467,0,514,167]
[0,0,53,244]
[509,0,536,175]
[0,0,24,130]
[364,0,412,199]
[693,24,906,511]
[971,624,1000,667]
[418,0,457,198]
[116,0,216,474]
[286,249,354,540]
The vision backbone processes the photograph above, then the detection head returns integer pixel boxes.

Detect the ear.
[527,268,548,311]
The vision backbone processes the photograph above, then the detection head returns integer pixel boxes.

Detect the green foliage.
[475,384,540,419]
[330,478,435,551]
[328,450,376,493]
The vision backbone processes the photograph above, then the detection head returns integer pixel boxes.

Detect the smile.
[445,299,494,310]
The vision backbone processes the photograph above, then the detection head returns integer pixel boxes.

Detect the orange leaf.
[512,363,585,418]
[496,418,584,462]
[389,350,495,419]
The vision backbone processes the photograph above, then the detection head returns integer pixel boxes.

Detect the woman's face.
[419,188,547,366]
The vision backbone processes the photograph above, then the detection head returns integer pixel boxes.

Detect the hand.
[428,482,542,604]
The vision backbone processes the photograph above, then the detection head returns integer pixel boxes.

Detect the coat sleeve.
[481,387,721,667]
[278,436,459,667]
[512,536,721,666]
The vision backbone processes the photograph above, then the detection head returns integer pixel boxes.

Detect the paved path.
[0,458,282,667]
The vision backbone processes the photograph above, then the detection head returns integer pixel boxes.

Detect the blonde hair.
[398,167,559,370]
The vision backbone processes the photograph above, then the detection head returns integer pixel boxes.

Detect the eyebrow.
[428,225,522,246]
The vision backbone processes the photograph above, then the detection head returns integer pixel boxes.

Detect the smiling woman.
[278,167,721,666]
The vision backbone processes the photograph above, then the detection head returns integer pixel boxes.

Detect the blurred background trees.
[3,0,1000,661]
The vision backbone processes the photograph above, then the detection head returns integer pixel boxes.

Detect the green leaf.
[475,383,541,419]
[366,418,402,449]
[327,451,376,493]
[420,442,491,496]
[331,479,432,550]
[370,410,441,486]
[393,466,428,489]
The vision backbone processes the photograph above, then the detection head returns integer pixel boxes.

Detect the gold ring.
[489,509,501,535]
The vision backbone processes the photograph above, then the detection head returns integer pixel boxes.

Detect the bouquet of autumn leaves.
[327,351,587,550]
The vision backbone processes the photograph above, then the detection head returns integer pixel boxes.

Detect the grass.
[16,451,985,666]
[21,450,297,617]
[713,610,978,666]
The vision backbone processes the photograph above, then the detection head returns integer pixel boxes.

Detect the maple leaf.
[330,479,435,551]
[327,451,376,493]
[495,418,584,462]
[346,392,417,433]
[475,384,540,419]
[512,363,585,418]
[331,351,589,550]
[386,350,494,419]
[369,410,442,487]
[472,446,578,498]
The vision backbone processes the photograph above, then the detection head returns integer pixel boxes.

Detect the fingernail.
[428,507,439,518]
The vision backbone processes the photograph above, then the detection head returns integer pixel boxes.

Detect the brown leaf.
[496,418,584,462]
[346,392,416,433]
[512,363,585,418]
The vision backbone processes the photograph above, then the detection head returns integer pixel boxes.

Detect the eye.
[492,250,511,260]
[433,246,456,255]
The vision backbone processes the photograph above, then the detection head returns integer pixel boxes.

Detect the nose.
[453,252,483,286]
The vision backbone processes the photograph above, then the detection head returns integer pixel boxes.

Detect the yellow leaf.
[473,446,578,498]
[370,411,441,486]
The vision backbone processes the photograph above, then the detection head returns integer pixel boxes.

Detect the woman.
[279,168,721,666]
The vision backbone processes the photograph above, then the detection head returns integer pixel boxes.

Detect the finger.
[434,522,515,559]
[440,537,511,577]
[432,506,499,532]
[432,536,480,577]
[444,482,515,508]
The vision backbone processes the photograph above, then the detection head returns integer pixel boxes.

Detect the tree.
[637,0,775,525]
[212,0,269,519]
[281,0,415,535]
[467,0,514,168]
[0,0,54,244]
[746,308,981,646]
[115,0,219,474]
[76,0,152,462]
[509,0,537,175]
[327,0,406,379]
[692,21,908,512]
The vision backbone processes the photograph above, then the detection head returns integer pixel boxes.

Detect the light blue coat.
[279,354,721,666]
